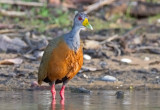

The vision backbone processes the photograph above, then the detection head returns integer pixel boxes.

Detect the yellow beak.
[82,18,93,30]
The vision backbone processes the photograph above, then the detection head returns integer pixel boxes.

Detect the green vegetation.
[0,4,12,9]
[0,4,71,32]
[0,2,159,33]
[27,7,71,32]
[90,14,133,32]
[38,7,49,17]
[22,0,39,2]
[145,0,160,3]
[148,14,160,24]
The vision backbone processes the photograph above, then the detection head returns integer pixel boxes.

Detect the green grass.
[22,0,39,2]
[0,4,12,9]
[145,0,160,3]
[148,14,160,24]
[90,14,133,32]
[0,3,136,33]
[28,7,71,32]
[0,4,71,32]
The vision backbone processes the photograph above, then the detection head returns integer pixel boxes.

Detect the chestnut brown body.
[38,36,83,85]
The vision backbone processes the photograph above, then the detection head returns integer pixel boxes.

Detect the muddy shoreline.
[0,52,160,91]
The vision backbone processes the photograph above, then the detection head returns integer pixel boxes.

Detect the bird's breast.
[47,39,83,80]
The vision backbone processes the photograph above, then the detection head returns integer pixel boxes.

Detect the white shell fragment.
[144,57,150,61]
[120,58,132,63]
[101,75,117,82]
[83,54,91,60]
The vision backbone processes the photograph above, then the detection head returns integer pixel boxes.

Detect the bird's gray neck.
[64,25,81,51]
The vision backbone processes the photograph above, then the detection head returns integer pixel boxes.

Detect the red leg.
[59,85,65,99]
[51,84,56,99]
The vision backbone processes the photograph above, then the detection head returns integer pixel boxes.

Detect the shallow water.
[0,90,160,110]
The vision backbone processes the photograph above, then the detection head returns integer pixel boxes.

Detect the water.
[0,90,160,110]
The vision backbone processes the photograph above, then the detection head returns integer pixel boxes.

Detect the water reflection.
[0,90,160,110]
[51,99,64,110]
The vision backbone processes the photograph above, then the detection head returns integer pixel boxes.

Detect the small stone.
[99,61,107,68]
[70,87,91,93]
[23,54,37,60]
[151,68,158,74]
[115,91,124,99]
[82,74,89,79]
[82,67,97,72]
[121,58,132,63]
[88,79,95,83]
[9,72,16,77]
[83,54,91,60]
[77,73,89,79]
[101,75,117,82]
[31,81,39,88]
[144,57,150,61]
[33,51,44,59]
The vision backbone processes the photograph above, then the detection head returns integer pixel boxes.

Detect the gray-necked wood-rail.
[38,12,93,100]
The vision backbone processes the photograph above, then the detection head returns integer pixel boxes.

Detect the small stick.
[0,9,27,18]
[100,34,119,45]
[84,0,115,14]
[135,46,160,51]
[0,0,44,7]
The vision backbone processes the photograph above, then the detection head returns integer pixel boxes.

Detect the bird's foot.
[51,98,56,104]
[60,99,65,105]
[51,91,56,99]
[51,85,56,99]
[59,85,65,99]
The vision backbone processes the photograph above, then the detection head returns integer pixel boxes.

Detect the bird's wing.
[38,36,63,85]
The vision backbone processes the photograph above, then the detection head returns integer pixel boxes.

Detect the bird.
[38,12,93,100]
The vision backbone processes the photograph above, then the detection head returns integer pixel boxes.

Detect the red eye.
[78,17,82,20]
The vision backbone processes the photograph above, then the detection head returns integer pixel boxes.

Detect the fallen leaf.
[0,58,23,65]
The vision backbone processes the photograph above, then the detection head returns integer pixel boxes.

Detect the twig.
[135,46,160,51]
[2,33,24,38]
[0,8,27,18]
[84,0,115,14]
[0,29,18,34]
[135,46,160,54]
[87,35,107,41]
[123,25,144,37]
[106,42,121,56]
[0,29,28,34]
[0,0,44,7]
[100,34,119,45]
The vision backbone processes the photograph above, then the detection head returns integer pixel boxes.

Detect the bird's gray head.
[73,12,93,30]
